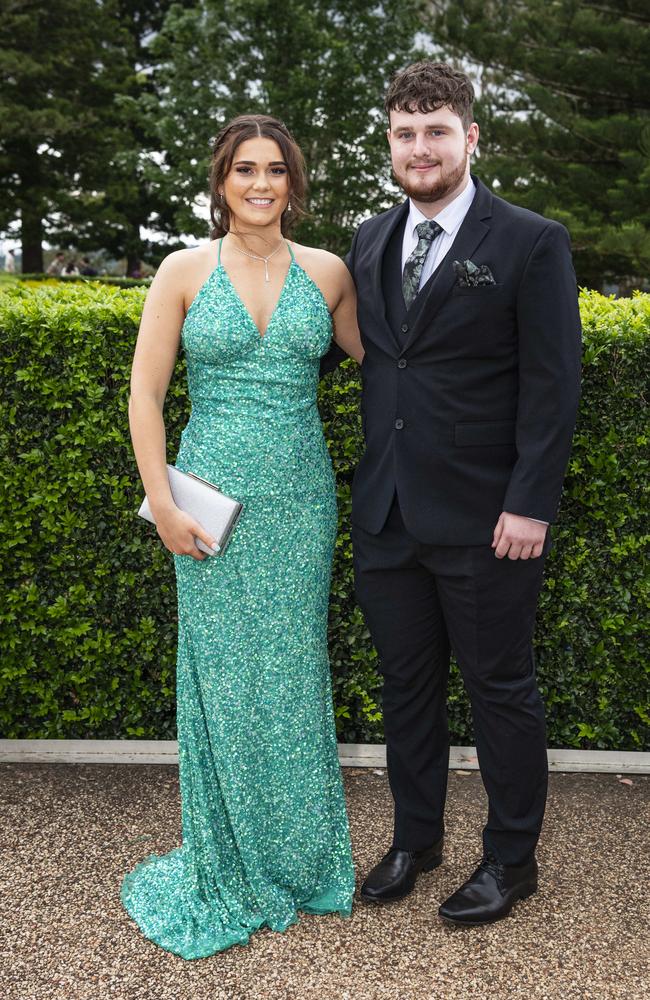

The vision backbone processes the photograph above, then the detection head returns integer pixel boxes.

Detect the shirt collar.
[407,176,476,238]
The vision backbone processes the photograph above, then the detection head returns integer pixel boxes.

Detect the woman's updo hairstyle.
[209,114,307,238]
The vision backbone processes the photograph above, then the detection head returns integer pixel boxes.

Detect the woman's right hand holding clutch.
[152,502,219,561]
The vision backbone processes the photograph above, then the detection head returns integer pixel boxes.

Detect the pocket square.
[453,259,496,287]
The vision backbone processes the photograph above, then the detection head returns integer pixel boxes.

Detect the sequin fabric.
[120,245,355,959]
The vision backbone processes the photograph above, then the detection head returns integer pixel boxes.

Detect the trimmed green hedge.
[17,273,152,288]
[1,282,648,748]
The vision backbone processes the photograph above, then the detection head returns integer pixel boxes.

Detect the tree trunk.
[19,148,44,272]
[21,204,44,273]
[125,221,143,277]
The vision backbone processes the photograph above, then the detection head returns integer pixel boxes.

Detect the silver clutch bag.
[138,464,243,556]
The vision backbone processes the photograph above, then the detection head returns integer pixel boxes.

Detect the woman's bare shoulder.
[155,243,216,278]
[290,242,346,274]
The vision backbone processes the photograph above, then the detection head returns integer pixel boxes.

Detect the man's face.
[387,106,479,205]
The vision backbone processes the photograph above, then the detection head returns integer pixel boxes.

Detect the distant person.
[4,249,16,273]
[79,257,98,276]
[128,260,143,279]
[64,260,79,275]
[46,252,65,275]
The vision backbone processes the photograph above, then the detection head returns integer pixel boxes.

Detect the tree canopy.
[1,0,648,287]
[429,0,650,288]
[0,0,121,270]
[0,0,180,272]
[149,0,424,254]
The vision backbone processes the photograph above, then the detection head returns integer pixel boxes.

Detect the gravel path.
[1,763,648,1000]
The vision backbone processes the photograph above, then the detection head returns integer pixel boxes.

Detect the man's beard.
[396,151,468,203]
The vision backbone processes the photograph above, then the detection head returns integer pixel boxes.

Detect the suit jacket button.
[394,418,404,430]
[401,323,409,333]
[397,358,407,369]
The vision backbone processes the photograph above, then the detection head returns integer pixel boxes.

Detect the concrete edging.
[0,740,648,773]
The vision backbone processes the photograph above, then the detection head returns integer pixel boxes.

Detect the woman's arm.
[295,246,364,365]
[129,251,217,560]
[129,253,185,514]
[330,259,364,363]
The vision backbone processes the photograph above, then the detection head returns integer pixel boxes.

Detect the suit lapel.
[402,178,493,354]
[369,200,409,354]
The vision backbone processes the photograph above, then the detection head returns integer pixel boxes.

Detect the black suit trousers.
[353,495,550,866]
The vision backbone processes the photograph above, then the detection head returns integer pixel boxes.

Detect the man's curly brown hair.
[384,62,475,132]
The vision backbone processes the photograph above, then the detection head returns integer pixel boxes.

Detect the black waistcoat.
[383,218,448,344]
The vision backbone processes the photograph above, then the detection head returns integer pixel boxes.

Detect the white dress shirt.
[400,177,547,528]
[401,176,476,288]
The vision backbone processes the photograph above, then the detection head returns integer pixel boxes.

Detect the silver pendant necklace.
[230,239,284,282]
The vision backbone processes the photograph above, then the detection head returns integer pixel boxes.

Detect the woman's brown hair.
[209,114,307,239]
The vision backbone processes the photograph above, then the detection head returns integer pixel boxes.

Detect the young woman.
[121,114,362,959]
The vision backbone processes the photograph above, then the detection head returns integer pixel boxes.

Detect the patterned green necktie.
[402,220,443,308]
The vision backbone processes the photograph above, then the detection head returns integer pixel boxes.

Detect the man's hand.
[491,512,548,560]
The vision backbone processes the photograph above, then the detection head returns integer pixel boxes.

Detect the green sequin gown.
[120,242,355,959]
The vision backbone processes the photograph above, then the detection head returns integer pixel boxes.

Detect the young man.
[326,62,581,924]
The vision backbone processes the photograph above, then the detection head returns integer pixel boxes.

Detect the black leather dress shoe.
[438,853,538,925]
[360,837,444,903]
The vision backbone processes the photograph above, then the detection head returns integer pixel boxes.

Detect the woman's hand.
[153,503,219,560]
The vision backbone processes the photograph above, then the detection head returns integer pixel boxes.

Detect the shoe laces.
[478,853,504,886]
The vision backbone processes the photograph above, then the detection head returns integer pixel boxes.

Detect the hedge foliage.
[1,283,648,748]
[15,274,152,288]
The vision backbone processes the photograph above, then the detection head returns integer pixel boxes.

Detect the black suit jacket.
[323,176,582,545]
